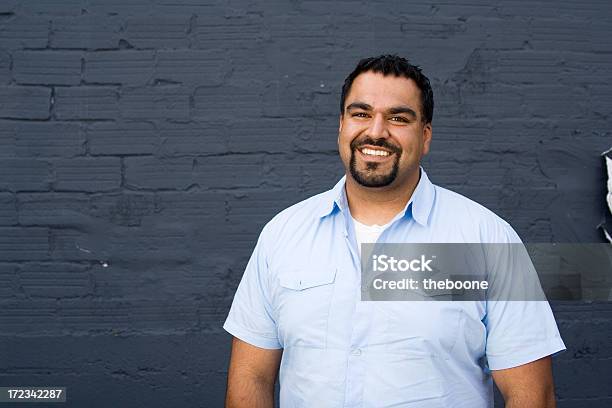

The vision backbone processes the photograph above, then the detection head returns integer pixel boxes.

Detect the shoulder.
[431,185,522,243]
[258,188,331,243]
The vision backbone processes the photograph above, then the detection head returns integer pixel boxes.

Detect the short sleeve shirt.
[224,168,566,407]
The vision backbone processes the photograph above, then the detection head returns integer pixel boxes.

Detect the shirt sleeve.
[223,227,282,349]
[484,222,566,370]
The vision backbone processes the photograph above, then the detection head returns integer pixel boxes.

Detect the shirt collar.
[317,167,435,227]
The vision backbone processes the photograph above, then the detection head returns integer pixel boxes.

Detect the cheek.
[338,131,354,151]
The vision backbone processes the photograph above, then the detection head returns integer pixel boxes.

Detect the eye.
[352,112,369,118]
[390,116,409,123]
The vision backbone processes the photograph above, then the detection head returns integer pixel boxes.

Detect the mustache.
[350,136,402,155]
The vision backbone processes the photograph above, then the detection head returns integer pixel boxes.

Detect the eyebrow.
[346,102,418,119]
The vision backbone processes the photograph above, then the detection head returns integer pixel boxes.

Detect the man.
[223,55,565,407]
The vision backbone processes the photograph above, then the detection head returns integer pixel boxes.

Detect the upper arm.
[227,337,282,385]
[223,226,282,349]
[483,222,565,370]
[491,356,555,407]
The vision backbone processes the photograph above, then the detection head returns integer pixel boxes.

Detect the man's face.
[338,72,432,188]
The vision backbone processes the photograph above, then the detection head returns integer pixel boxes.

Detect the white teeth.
[361,148,390,157]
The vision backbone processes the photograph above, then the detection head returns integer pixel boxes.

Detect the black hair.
[340,55,434,124]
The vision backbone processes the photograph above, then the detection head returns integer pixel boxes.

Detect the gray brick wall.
[0,1,611,407]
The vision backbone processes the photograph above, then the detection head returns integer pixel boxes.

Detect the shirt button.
[351,348,362,356]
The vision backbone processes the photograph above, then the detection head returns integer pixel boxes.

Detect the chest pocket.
[275,267,337,349]
[373,302,464,358]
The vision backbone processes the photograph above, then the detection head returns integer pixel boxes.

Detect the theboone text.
[371,254,489,292]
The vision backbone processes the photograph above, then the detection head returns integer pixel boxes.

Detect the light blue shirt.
[224,168,566,407]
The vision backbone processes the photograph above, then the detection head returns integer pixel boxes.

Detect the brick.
[57,298,196,331]
[193,82,263,120]
[52,225,191,264]
[0,0,18,13]
[51,15,122,49]
[193,13,263,50]
[555,358,612,399]
[591,85,612,118]
[499,0,608,19]
[0,333,229,406]
[15,122,85,157]
[0,50,10,84]
[18,192,89,226]
[529,17,595,52]
[19,262,92,298]
[0,263,17,298]
[562,52,612,86]
[290,116,339,154]
[13,50,82,85]
[153,191,225,221]
[85,50,155,86]
[0,16,49,50]
[0,299,58,332]
[18,0,85,16]
[4,121,85,159]
[158,121,226,156]
[459,83,523,119]
[0,159,52,191]
[55,86,118,120]
[54,157,121,192]
[466,18,531,50]
[0,120,15,156]
[89,192,159,226]
[94,262,201,298]
[105,225,192,265]
[124,157,194,190]
[522,85,588,119]
[0,193,17,226]
[227,118,299,153]
[458,50,566,86]
[120,86,189,120]
[124,15,189,48]
[429,79,461,119]
[155,50,226,86]
[0,227,49,261]
[226,189,306,228]
[50,228,102,261]
[262,76,335,118]
[191,153,343,191]
[0,86,51,119]
[88,121,158,155]
[86,0,154,16]
[152,0,226,15]
[259,154,344,195]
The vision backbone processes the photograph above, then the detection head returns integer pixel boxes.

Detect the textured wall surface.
[0,1,611,407]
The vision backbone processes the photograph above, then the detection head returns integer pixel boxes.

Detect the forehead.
[346,71,422,112]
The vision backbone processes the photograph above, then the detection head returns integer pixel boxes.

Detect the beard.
[349,136,402,188]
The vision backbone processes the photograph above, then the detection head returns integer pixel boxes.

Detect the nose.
[368,113,389,139]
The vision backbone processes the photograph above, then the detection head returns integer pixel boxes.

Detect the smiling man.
[224,55,565,407]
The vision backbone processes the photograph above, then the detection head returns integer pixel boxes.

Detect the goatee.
[349,137,402,188]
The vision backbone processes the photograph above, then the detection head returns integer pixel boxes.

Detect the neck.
[346,169,421,226]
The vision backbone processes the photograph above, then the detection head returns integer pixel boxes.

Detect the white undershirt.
[352,217,393,255]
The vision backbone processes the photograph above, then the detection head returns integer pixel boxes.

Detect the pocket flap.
[279,268,337,290]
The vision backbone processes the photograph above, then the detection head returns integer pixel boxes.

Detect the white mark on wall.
[603,147,612,244]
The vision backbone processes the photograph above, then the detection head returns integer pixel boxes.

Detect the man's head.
[338,55,434,189]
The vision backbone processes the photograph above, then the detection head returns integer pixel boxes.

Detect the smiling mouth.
[359,147,392,157]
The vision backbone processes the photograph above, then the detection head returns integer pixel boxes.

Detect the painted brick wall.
[1,1,611,407]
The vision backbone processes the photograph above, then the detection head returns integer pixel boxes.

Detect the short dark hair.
[340,55,434,124]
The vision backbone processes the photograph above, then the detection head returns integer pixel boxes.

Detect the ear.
[422,122,433,156]
[338,115,343,145]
